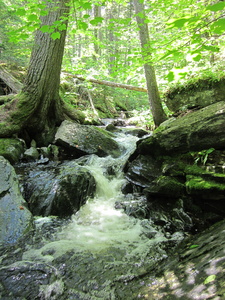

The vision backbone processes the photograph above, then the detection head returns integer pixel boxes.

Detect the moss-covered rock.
[144,175,184,198]
[136,101,225,156]
[0,138,25,163]
[165,77,225,113]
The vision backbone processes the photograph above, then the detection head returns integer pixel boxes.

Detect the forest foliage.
[0,0,225,124]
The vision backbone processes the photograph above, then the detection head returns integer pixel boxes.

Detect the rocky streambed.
[1,101,225,299]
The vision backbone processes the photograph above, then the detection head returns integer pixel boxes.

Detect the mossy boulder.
[165,77,225,113]
[136,101,225,156]
[0,138,25,164]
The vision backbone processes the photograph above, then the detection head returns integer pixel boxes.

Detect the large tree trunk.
[133,0,167,126]
[0,0,82,144]
[20,0,70,141]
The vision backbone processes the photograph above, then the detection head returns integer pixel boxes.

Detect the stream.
[0,132,185,299]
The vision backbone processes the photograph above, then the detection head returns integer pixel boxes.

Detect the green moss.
[114,99,127,111]
[186,175,225,193]
[0,122,20,137]
[185,164,208,175]
[94,126,115,138]
[165,75,225,98]
[154,126,166,134]
[0,138,24,163]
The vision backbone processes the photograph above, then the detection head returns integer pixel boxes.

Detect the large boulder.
[165,77,225,113]
[136,101,225,156]
[54,120,122,158]
[0,156,33,246]
[20,160,96,217]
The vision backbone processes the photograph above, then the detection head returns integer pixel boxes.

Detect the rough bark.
[64,73,148,93]
[133,0,167,126]
[21,0,70,134]
[0,0,82,144]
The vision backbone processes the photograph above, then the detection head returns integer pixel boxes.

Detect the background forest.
[1,0,225,127]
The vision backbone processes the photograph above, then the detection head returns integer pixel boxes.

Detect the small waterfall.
[23,132,167,263]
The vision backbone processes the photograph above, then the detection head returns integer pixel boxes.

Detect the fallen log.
[0,66,23,94]
[63,73,148,93]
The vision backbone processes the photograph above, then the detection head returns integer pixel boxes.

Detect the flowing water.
[23,133,167,260]
[3,132,176,299]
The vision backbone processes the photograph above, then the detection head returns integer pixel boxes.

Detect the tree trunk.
[22,0,70,134]
[93,5,102,60]
[133,0,167,126]
[0,0,82,144]
[64,73,148,92]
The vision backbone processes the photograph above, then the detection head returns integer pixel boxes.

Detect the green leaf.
[167,71,175,82]
[207,2,225,11]
[77,21,88,30]
[15,8,26,16]
[193,54,202,61]
[51,32,61,40]
[210,19,225,34]
[37,3,47,10]
[90,17,104,26]
[202,45,220,52]
[80,2,92,9]
[40,10,49,16]
[27,14,39,22]
[83,14,90,19]
[167,18,189,28]
[58,24,67,31]
[189,244,199,249]
[167,16,197,29]
[40,25,50,33]
[204,274,216,284]
[136,12,145,19]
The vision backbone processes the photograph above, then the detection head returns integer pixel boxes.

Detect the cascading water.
[3,132,176,299]
[23,133,167,259]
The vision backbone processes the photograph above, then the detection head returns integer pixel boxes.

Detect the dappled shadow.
[119,219,225,299]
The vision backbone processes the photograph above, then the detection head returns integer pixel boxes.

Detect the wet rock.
[0,138,25,164]
[128,219,225,299]
[105,123,120,132]
[0,156,33,246]
[125,154,162,188]
[20,160,96,217]
[54,120,122,158]
[115,193,149,219]
[0,261,63,299]
[125,128,150,138]
[23,146,39,161]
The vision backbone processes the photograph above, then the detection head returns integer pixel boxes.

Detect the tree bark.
[21,0,70,133]
[0,0,82,144]
[133,0,167,126]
